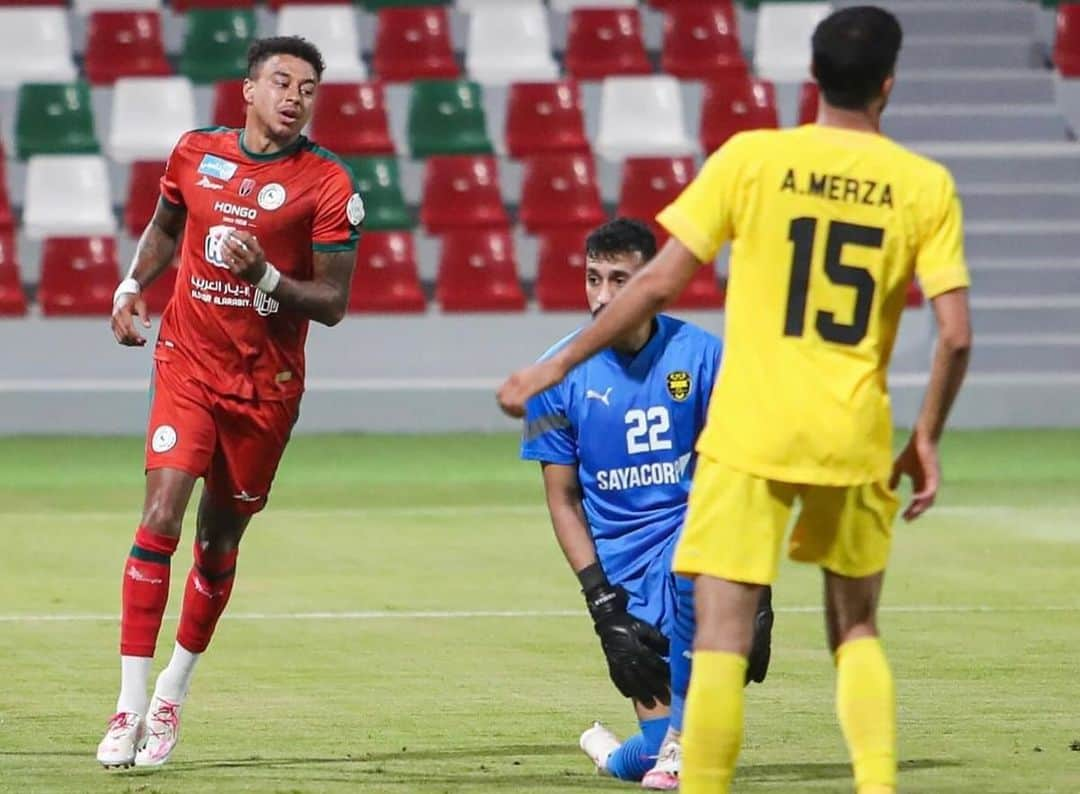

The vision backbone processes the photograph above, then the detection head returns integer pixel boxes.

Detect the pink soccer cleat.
[96,712,145,768]
[133,695,182,767]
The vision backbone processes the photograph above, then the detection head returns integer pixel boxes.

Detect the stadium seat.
[124,160,166,237]
[181,8,256,83]
[798,80,819,124]
[675,267,726,309]
[906,280,925,308]
[505,80,590,158]
[109,76,197,163]
[24,155,116,239]
[518,153,605,234]
[365,0,447,8]
[700,75,778,153]
[0,9,77,88]
[649,0,733,8]
[0,234,27,317]
[0,162,13,232]
[466,3,559,84]
[85,11,171,85]
[143,262,178,313]
[37,236,119,316]
[661,4,747,80]
[211,78,247,127]
[1054,4,1080,76]
[349,230,427,313]
[172,0,253,10]
[343,156,413,230]
[407,79,494,156]
[754,2,832,82]
[616,156,693,243]
[596,76,696,161]
[534,227,590,311]
[276,5,367,81]
[15,82,100,159]
[373,6,459,82]
[420,155,508,233]
[565,8,651,80]
[269,0,349,8]
[436,228,526,312]
[309,82,395,155]
[551,0,636,10]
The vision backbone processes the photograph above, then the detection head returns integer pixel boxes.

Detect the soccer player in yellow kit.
[497,6,972,793]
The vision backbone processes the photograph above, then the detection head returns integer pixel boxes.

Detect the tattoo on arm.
[271,249,356,327]
[127,199,186,287]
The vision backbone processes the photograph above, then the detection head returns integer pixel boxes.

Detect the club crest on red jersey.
[238,178,256,198]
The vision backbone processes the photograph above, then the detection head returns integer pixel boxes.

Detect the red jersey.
[155,127,362,400]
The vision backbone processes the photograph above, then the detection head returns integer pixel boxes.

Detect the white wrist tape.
[113,277,141,305]
[256,262,281,294]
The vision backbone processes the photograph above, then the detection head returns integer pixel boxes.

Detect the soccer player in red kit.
[97,36,364,769]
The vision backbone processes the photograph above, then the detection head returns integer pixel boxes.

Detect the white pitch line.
[2,605,1079,624]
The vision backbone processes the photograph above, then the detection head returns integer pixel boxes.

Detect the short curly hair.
[247,36,325,81]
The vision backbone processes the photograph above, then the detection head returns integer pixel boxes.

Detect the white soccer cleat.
[579,721,621,775]
[133,694,182,767]
[96,712,145,769]
[641,732,681,790]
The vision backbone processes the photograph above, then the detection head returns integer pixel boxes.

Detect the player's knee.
[829,620,879,654]
[140,498,185,538]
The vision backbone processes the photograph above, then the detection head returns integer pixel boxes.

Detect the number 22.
[625,407,672,454]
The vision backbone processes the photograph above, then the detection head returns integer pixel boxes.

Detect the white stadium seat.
[754,2,834,82]
[596,75,696,161]
[276,5,367,83]
[466,3,559,85]
[0,9,77,89]
[24,155,116,239]
[550,0,637,11]
[72,0,162,15]
[108,76,197,163]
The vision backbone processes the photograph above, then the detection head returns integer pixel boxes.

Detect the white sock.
[116,655,152,716]
[154,642,201,703]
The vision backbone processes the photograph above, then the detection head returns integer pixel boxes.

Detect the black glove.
[580,565,671,708]
[746,585,774,685]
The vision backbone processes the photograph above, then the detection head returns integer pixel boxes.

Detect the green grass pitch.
[1,431,1078,793]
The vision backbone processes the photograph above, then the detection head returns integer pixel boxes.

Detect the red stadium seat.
[309,82,395,155]
[505,80,590,158]
[676,267,726,309]
[437,229,526,312]
[0,157,13,232]
[661,4,747,80]
[798,80,819,125]
[211,79,247,128]
[143,262,179,314]
[1055,4,1080,77]
[85,11,171,85]
[519,153,605,234]
[124,161,166,237]
[535,227,590,312]
[171,0,253,10]
[0,233,27,316]
[420,155,508,233]
[566,8,651,80]
[38,237,119,316]
[906,280,925,308]
[374,6,459,82]
[349,231,427,313]
[700,75,778,153]
[616,156,694,245]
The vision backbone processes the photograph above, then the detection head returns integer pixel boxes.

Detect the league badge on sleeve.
[346,193,365,227]
[257,183,287,211]
[666,371,691,402]
[197,154,239,182]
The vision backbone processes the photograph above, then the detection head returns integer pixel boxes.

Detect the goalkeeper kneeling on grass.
[518,218,773,790]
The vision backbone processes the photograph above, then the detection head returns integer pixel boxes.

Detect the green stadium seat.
[181,8,256,84]
[15,82,99,159]
[343,156,414,230]
[407,79,493,157]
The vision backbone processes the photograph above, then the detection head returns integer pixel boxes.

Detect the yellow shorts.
[673,454,899,584]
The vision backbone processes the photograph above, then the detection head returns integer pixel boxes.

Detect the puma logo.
[586,387,612,406]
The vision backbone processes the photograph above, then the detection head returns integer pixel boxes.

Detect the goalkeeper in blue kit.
[520,219,773,789]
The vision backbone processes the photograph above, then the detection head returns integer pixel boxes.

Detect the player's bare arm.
[221,230,354,327]
[541,462,599,573]
[111,199,186,347]
[891,287,972,521]
[497,240,701,417]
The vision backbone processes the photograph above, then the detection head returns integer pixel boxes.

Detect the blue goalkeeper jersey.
[521,314,722,586]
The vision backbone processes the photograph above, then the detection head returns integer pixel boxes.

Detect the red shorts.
[145,360,301,515]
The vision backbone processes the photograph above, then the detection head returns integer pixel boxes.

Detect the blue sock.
[606,717,669,781]
[669,574,696,733]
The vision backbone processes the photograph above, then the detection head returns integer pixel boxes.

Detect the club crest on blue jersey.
[197,154,239,182]
[666,371,691,402]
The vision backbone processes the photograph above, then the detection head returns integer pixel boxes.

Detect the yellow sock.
[835,636,897,793]
[680,650,747,794]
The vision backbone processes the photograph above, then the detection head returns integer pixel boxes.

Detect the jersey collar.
[237,130,306,162]
[606,316,667,376]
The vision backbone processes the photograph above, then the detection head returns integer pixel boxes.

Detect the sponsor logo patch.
[197,154,238,182]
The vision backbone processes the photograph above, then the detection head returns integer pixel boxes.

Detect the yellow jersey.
[657,124,970,485]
